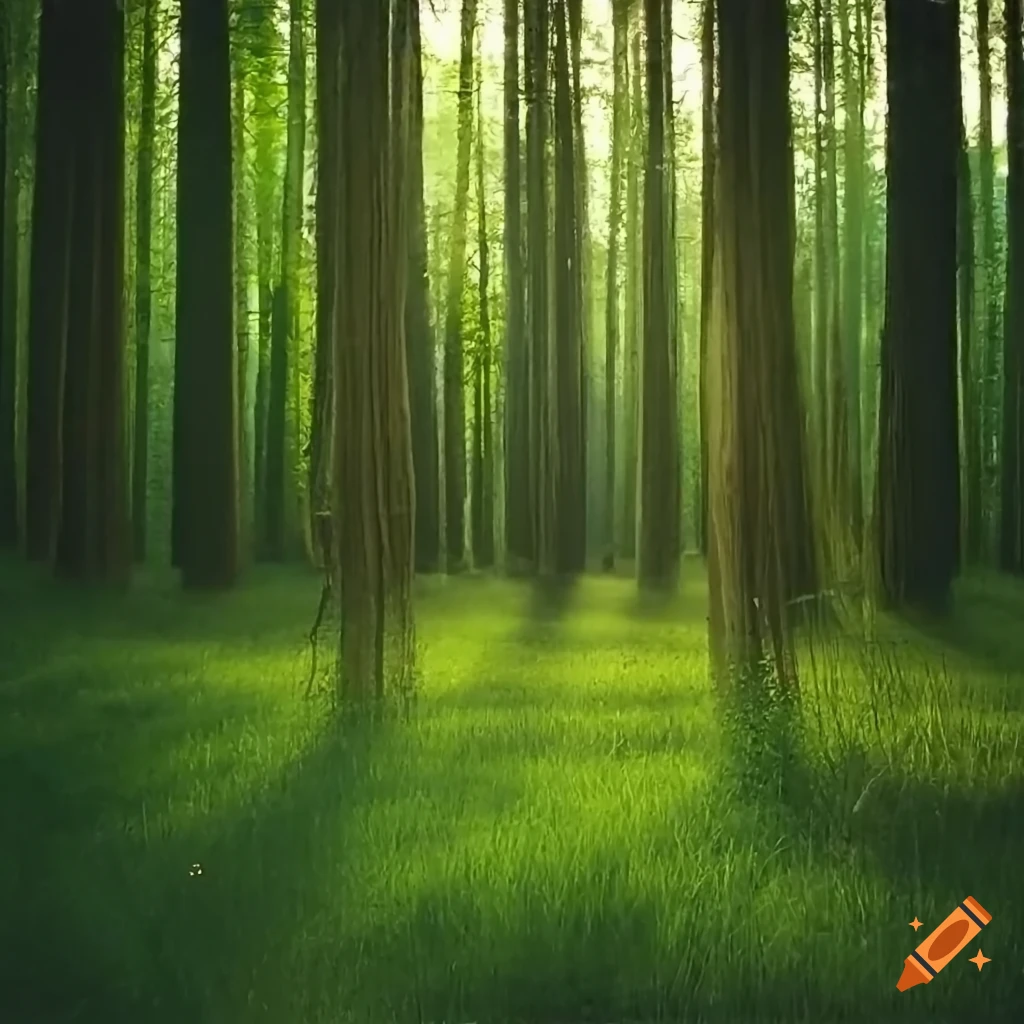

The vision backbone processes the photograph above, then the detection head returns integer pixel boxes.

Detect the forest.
[1,0,1023,1020]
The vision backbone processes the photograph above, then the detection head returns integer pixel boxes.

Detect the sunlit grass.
[1,556,1021,1023]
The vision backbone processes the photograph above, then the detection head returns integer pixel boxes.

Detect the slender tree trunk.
[525,0,552,571]
[812,0,828,490]
[957,40,982,563]
[839,0,864,544]
[232,35,252,566]
[0,5,10,547]
[173,0,238,588]
[132,0,156,561]
[875,0,960,608]
[698,0,714,557]
[25,0,78,563]
[1001,0,1024,571]
[637,0,680,587]
[604,0,628,568]
[266,0,306,561]
[503,0,530,569]
[621,22,641,559]
[403,0,439,572]
[978,0,999,553]
[443,0,477,573]
[553,0,585,574]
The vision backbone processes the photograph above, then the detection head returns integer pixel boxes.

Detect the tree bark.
[173,0,239,588]
[875,0,960,608]
[698,0,715,557]
[132,0,156,561]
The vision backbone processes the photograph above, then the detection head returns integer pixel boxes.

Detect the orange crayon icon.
[896,896,992,991]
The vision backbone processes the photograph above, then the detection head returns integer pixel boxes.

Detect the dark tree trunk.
[637,0,680,588]
[0,4,10,546]
[132,0,156,561]
[875,0,960,607]
[698,0,714,557]
[503,0,531,569]
[173,0,239,588]
[1001,0,1024,571]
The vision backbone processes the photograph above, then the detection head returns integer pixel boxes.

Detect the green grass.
[1,555,1022,1023]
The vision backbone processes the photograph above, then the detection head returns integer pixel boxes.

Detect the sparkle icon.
[909,917,923,931]
[968,950,991,971]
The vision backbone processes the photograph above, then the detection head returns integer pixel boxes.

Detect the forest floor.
[1,555,1023,1024]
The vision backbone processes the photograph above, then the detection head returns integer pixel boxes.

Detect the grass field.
[2,555,1023,1023]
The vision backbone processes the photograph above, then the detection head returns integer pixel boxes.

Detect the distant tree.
[697,0,714,558]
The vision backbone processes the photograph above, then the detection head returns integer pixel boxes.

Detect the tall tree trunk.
[875,0,960,608]
[173,0,238,588]
[708,0,817,684]
[332,0,416,709]
[0,4,10,547]
[232,34,252,566]
[1001,0,1024,571]
[958,34,982,563]
[312,0,338,568]
[25,0,77,563]
[404,0,439,573]
[472,49,494,567]
[503,0,530,569]
[132,0,156,561]
[553,0,585,574]
[978,0,999,553]
[812,0,828,490]
[525,0,552,571]
[698,0,715,557]
[266,0,306,561]
[839,0,864,545]
[637,0,680,587]
[621,21,641,559]
[604,0,628,568]
[443,0,477,573]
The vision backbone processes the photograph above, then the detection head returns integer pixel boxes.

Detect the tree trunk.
[332,0,416,710]
[441,0,477,574]
[25,0,77,564]
[875,0,960,608]
[812,0,828,491]
[604,0,628,568]
[978,0,999,553]
[839,0,864,544]
[698,0,714,557]
[472,50,494,568]
[637,0,680,588]
[265,0,306,561]
[173,0,238,588]
[621,22,642,559]
[553,0,585,574]
[503,0,530,569]
[132,0,156,561]
[0,3,10,547]
[708,0,817,683]
[1001,0,1024,571]
[404,0,439,573]
[232,30,252,566]
[525,0,552,571]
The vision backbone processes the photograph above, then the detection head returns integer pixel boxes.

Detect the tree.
[707,0,817,680]
[1001,0,1024,571]
[603,0,628,568]
[172,0,239,588]
[404,0,440,573]
[330,0,416,708]
[553,0,586,574]
[0,1,9,547]
[637,0,680,588]
[875,0,960,608]
[132,0,157,561]
[443,0,478,574]
[265,0,307,561]
[698,0,715,557]
[503,0,530,570]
